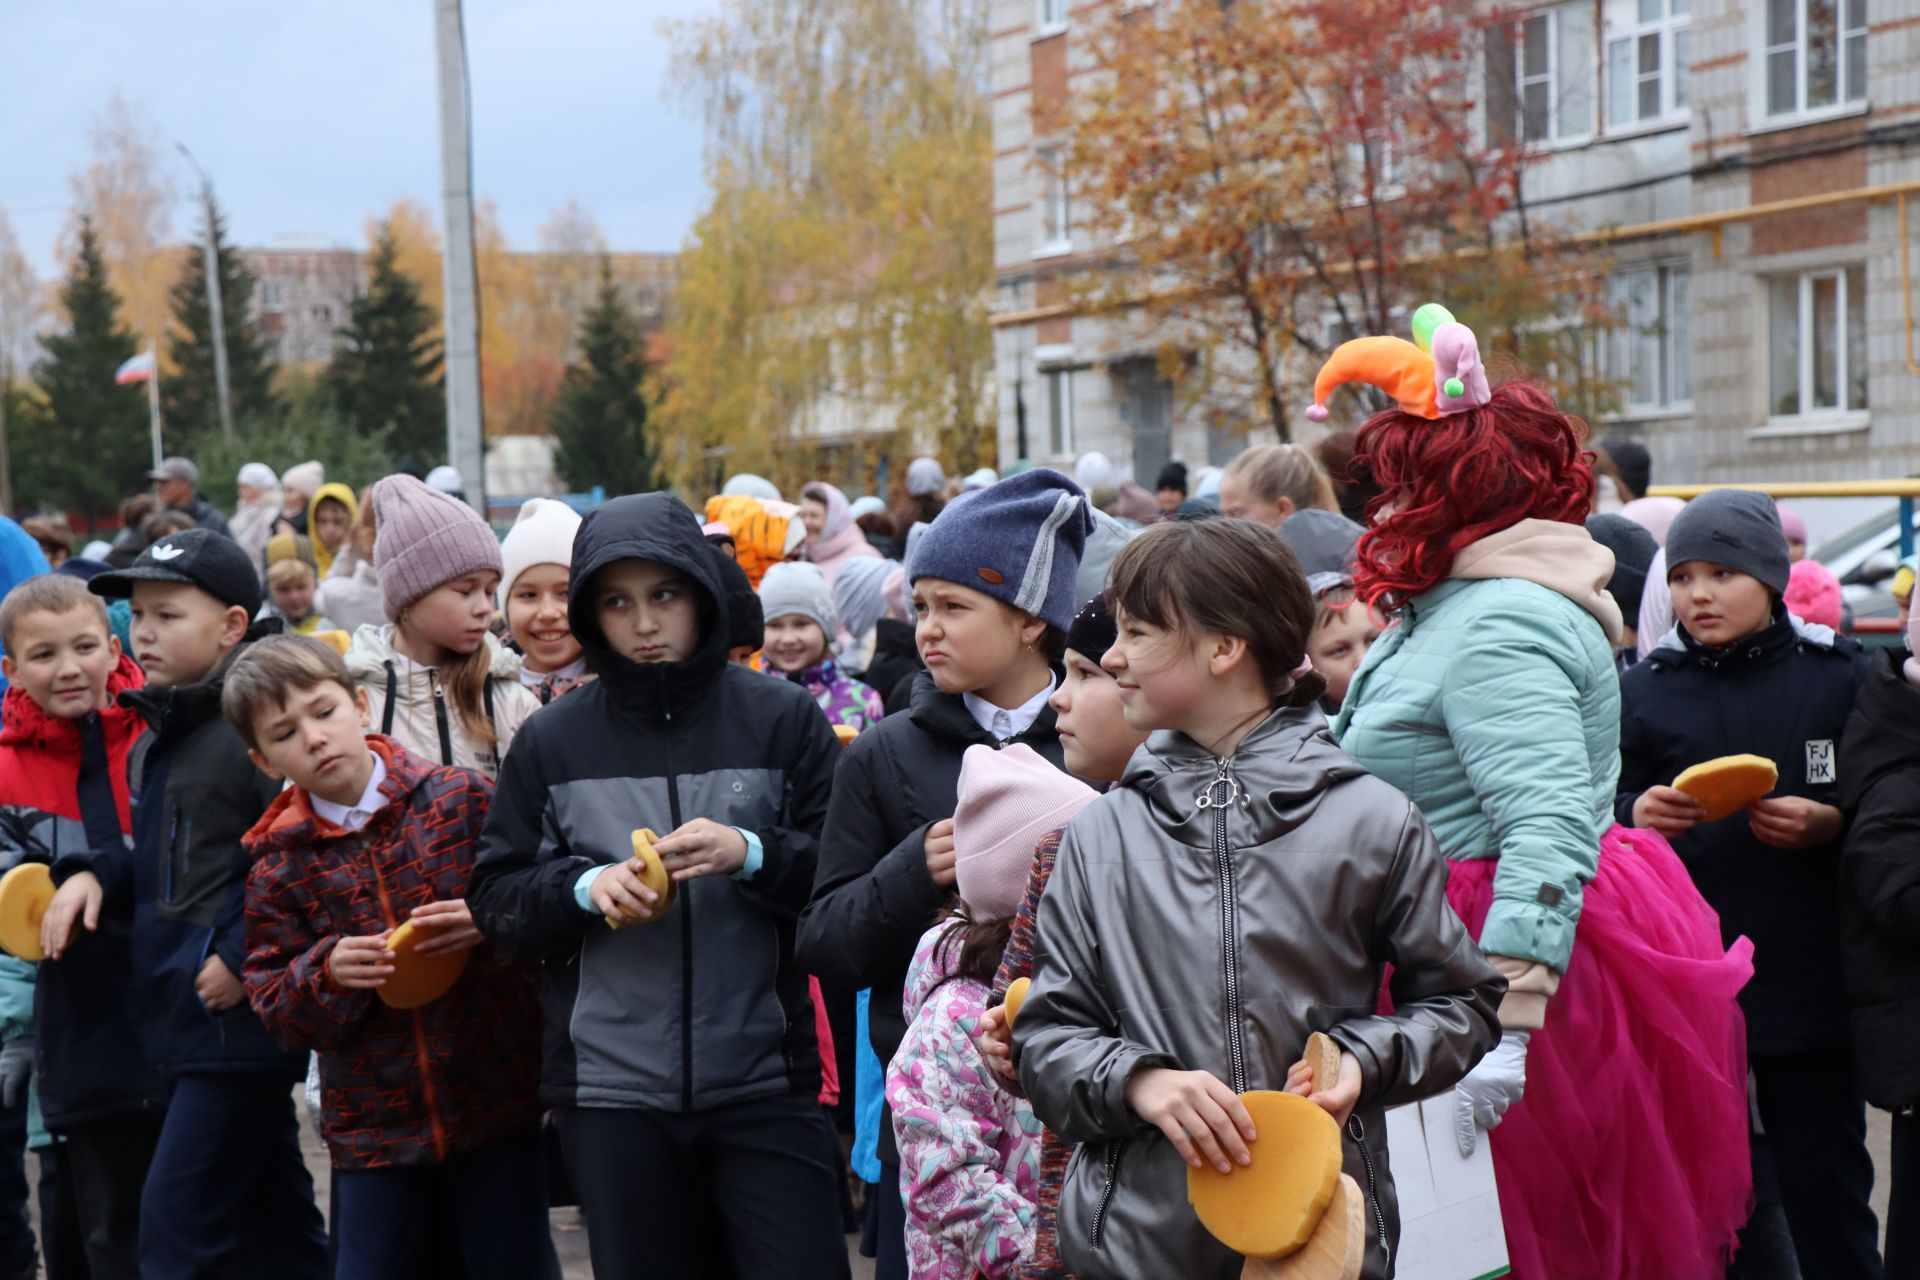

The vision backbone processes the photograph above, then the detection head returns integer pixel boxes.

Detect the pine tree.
[325,222,444,466]
[552,260,663,496]
[162,193,279,444]
[26,218,151,525]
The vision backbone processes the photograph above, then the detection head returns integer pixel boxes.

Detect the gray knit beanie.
[370,473,504,621]
[908,469,1093,630]
[758,561,837,638]
[1663,489,1791,596]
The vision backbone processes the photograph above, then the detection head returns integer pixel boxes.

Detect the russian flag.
[114,351,155,385]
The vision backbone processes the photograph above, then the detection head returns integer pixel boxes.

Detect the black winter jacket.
[867,619,921,718]
[1837,649,1920,1111]
[468,492,842,1112]
[797,669,1066,1162]
[1617,611,1867,1054]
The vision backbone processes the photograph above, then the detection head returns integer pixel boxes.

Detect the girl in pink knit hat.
[887,743,1098,1280]
[341,474,541,780]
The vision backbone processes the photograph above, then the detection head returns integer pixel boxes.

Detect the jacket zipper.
[1348,1114,1390,1269]
[661,684,695,1114]
[370,850,449,1161]
[1205,759,1250,1094]
[1089,1139,1127,1247]
[430,674,454,767]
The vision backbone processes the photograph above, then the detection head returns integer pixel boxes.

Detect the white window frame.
[1604,262,1692,416]
[1036,0,1068,37]
[1754,0,1867,127]
[1033,146,1072,258]
[1045,368,1075,456]
[1605,0,1691,133]
[1768,266,1867,423]
[1516,3,1597,147]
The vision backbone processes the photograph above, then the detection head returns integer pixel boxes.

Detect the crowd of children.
[0,363,1908,1280]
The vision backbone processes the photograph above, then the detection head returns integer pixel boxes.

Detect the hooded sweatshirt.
[467,492,843,1111]
[887,922,1043,1280]
[799,482,882,585]
[343,625,540,783]
[1016,709,1504,1280]
[1335,519,1623,1026]
[306,483,360,580]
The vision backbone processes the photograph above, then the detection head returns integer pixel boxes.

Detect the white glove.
[1453,1029,1530,1157]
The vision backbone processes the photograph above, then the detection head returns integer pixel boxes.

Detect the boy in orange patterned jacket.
[226,635,555,1279]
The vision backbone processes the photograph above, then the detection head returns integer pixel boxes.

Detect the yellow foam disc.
[1188,1090,1342,1259]
[1673,754,1779,822]
[0,865,53,961]
[376,918,471,1009]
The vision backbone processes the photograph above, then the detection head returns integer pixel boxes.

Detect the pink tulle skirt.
[1445,825,1755,1280]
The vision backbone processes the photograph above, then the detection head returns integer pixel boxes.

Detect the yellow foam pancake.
[1002,977,1030,1029]
[1302,1033,1341,1094]
[608,828,675,929]
[1673,754,1779,822]
[833,724,859,747]
[1188,1090,1342,1260]
[1244,1173,1367,1280]
[310,630,352,656]
[376,918,470,1010]
[0,865,53,961]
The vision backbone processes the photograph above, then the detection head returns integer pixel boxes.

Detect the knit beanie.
[265,532,318,572]
[1276,509,1364,581]
[908,469,1094,631]
[758,562,837,638]
[1066,591,1117,665]
[1585,513,1658,625]
[1620,495,1684,547]
[722,473,783,503]
[896,523,931,619]
[1664,489,1791,596]
[963,468,998,492]
[1775,503,1808,547]
[833,556,898,641]
[1156,461,1189,494]
[1785,558,1843,630]
[370,473,504,621]
[281,461,325,498]
[907,457,947,498]
[237,462,279,492]
[498,497,583,605]
[953,743,1098,922]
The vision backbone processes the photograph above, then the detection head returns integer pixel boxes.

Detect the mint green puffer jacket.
[1334,521,1624,1016]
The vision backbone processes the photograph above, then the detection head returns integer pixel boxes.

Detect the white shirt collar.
[963,675,1056,744]
[311,750,388,833]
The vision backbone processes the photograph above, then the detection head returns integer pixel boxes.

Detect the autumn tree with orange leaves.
[1062,0,1607,441]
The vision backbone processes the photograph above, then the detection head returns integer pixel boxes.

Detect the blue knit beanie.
[908,469,1093,630]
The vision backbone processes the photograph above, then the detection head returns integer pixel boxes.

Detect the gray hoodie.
[1016,708,1504,1280]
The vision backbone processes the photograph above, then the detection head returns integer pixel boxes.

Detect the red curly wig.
[1352,381,1592,608]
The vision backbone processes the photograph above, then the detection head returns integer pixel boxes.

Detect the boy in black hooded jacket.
[468,493,848,1278]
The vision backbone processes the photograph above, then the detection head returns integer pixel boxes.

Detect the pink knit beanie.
[1784,558,1842,630]
[370,474,503,621]
[953,743,1098,922]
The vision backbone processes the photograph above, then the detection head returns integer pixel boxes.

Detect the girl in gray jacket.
[1014,519,1504,1280]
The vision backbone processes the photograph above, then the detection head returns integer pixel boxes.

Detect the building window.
[1605,264,1692,412]
[1606,0,1690,129]
[1046,369,1075,456]
[1037,0,1067,35]
[1763,0,1866,120]
[1768,266,1867,419]
[1517,3,1596,143]
[1036,147,1071,254]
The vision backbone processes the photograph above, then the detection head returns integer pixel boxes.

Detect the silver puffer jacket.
[1016,707,1504,1280]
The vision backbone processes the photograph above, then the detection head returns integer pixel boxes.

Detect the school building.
[987,0,1920,486]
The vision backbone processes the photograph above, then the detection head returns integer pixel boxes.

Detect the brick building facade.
[988,0,1920,488]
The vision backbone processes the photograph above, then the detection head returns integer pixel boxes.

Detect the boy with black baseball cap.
[42,527,327,1279]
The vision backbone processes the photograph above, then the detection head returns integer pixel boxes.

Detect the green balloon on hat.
[1410,303,1456,353]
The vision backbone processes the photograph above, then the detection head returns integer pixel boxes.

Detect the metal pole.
[177,146,233,440]
[146,349,163,473]
[433,0,487,514]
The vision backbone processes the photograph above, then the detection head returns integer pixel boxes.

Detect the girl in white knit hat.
[499,497,592,704]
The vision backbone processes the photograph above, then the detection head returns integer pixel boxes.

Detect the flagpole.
[145,348,162,472]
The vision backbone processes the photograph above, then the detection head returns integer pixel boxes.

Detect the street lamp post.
[177,144,234,441]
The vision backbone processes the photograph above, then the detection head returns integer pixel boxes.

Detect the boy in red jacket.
[224,634,555,1280]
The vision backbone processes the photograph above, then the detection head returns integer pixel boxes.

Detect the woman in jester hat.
[1328,305,1755,1279]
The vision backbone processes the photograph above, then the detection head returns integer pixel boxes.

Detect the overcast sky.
[2,0,712,275]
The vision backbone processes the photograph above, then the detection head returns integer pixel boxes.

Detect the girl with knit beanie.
[887,744,1096,1280]
[499,497,591,704]
[342,475,540,781]
[798,468,1093,1280]
[798,481,882,585]
[758,561,884,735]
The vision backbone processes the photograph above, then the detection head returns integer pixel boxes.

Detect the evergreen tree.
[26,218,150,525]
[162,193,279,444]
[552,260,663,496]
[325,222,443,465]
